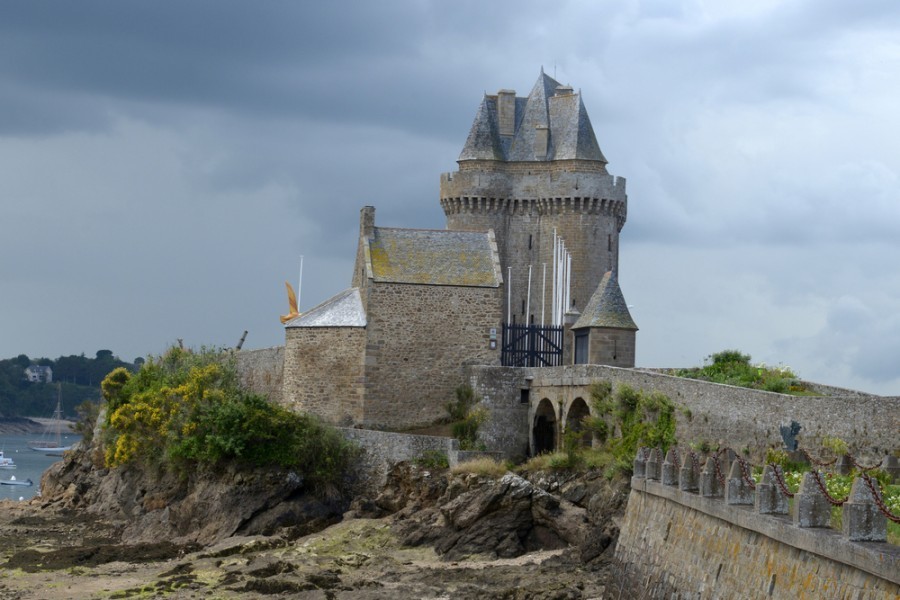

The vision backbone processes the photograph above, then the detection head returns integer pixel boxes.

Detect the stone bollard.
[661,448,679,486]
[699,456,722,498]
[645,447,662,481]
[756,465,788,515]
[633,448,647,478]
[679,453,700,493]
[835,454,852,476]
[793,471,831,528]
[883,455,900,484]
[725,459,754,505]
[842,477,887,542]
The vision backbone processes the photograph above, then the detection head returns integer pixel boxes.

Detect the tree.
[95,349,114,360]
[15,354,30,368]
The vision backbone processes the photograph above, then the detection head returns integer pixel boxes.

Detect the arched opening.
[566,397,592,447]
[533,398,557,455]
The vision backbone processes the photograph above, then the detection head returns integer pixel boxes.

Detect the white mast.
[525,265,532,324]
[540,263,546,327]
[506,266,512,324]
[297,255,304,310]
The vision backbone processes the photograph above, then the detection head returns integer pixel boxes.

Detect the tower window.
[608,234,612,251]
[528,234,533,249]
[521,300,526,315]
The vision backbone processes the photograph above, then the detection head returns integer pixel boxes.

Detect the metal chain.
[688,451,700,473]
[849,456,882,472]
[713,454,726,487]
[809,471,847,506]
[670,446,681,470]
[737,456,757,489]
[861,473,900,524]
[770,464,796,499]
[799,448,837,467]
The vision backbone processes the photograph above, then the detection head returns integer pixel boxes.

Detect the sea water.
[0,433,82,501]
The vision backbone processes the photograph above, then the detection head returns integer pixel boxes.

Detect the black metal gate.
[501,323,563,367]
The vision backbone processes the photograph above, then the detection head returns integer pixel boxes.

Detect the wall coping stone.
[630,475,900,585]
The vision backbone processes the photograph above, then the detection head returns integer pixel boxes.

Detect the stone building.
[284,207,503,429]
[281,71,636,430]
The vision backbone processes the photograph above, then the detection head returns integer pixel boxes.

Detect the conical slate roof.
[572,271,638,330]
[459,70,606,163]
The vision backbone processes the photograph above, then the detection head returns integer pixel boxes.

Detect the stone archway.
[533,398,557,455]
[565,397,592,447]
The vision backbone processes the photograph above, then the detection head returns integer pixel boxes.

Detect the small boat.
[0,475,32,487]
[0,451,15,469]
[28,384,72,456]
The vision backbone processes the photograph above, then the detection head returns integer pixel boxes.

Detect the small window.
[528,234,533,250]
[521,299,526,315]
[608,234,612,251]
[520,389,530,404]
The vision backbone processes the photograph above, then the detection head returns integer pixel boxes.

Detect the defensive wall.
[468,365,900,460]
[234,346,284,405]
[339,428,500,492]
[616,449,900,599]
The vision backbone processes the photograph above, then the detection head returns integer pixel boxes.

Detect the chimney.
[534,125,549,160]
[360,206,375,239]
[497,89,516,137]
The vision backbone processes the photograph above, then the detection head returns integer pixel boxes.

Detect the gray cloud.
[1,1,898,395]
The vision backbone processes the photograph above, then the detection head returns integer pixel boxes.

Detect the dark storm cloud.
[0,2,540,140]
[1,0,899,394]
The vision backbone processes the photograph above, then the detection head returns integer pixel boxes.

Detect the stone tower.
[440,70,628,325]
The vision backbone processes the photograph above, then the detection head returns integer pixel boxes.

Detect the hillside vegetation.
[0,350,135,418]
[673,349,813,394]
[101,346,357,493]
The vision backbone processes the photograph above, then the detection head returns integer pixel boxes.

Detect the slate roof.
[366,227,501,287]
[284,287,366,328]
[572,271,638,330]
[459,70,606,163]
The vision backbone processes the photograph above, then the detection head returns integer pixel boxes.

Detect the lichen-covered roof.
[367,227,501,287]
[284,287,366,328]
[572,271,638,330]
[459,70,606,163]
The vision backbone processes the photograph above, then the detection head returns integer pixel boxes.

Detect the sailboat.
[28,384,72,456]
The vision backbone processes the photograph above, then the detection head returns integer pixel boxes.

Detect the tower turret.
[440,71,628,325]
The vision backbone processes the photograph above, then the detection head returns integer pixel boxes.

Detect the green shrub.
[101,346,357,493]
[416,450,450,470]
[674,349,811,395]
[448,386,487,450]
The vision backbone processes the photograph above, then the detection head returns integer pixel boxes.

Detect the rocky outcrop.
[359,463,626,562]
[39,446,346,546]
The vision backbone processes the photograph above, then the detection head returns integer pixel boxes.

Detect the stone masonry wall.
[441,164,628,326]
[536,365,898,457]
[616,478,900,599]
[340,428,459,492]
[283,327,366,426]
[465,365,531,461]
[235,346,284,404]
[469,365,899,459]
[362,281,501,429]
[584,327,635,368]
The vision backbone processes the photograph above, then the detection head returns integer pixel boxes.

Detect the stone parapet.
[619,456,900,598]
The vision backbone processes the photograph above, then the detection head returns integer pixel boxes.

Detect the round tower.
[440,71,628,324]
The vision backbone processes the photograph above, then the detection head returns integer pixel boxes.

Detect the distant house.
[24,365,53,383]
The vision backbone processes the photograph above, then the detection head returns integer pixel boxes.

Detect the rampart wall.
[468,365,899,459]
[234,346,284,405]
[616,453,900,599]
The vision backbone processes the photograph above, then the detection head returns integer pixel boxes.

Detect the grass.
[450,457,510,478]
[673,349,815,396]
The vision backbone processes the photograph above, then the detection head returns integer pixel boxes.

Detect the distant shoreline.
[0,417,77,435]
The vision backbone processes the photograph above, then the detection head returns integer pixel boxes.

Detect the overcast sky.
[2,1,898,395]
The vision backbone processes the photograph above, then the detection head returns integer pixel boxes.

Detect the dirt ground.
[0,499,622,600]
